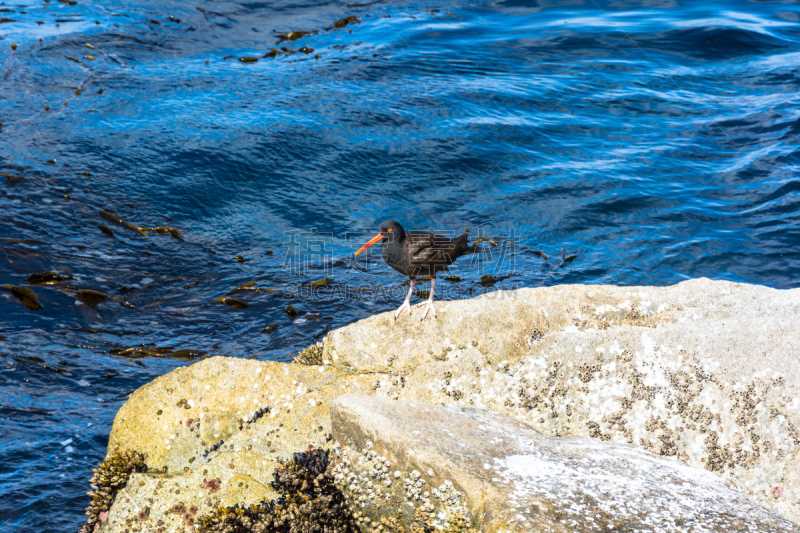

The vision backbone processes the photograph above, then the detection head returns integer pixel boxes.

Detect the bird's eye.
[387,228,392,232]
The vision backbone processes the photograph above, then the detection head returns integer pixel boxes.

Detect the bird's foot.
[417,300,436,320]
[394,300,413,320]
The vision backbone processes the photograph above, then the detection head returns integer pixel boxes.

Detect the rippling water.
[1,0,799,529]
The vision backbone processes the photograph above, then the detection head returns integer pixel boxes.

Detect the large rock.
[323,278,800,521]
[330,394,799,532]
[97,279,800,531]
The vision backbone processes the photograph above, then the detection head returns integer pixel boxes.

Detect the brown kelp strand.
[197,447,359,533]
[325,16,361,30]
[99,209,183,239]
[80,449,147,533]
[470,238,498,248]
[557,251,579,270]
[109,346,205,359]
[231,281,280,294]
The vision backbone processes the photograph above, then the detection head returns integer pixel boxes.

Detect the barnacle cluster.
[198,447,359,533]
[80,449,147,533]
[294,342,324,365]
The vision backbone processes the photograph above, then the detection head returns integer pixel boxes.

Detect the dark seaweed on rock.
[198,447,358,533]
[80,449,147,533]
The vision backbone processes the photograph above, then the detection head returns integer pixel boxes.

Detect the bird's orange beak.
[355,232,383,255]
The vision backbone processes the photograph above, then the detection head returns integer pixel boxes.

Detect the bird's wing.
[407,232,458,267]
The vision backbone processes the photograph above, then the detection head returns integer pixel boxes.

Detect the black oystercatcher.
[355,220,476,320]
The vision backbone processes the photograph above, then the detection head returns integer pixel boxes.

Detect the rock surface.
[98,279,800,531]
[331,394,799,532]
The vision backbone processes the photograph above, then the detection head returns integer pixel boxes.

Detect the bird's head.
[355,220,404,255]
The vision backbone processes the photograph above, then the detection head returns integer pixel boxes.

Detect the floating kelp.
[471,237,499,248]
[231,281,279,294]
[299,46,314,54]
[79,450,147,533]
[286,305,298,317]
[444,275,463,282]
[171,349,205,358]
[238,56,259,63]
[119,300,135,309]
[263,48,282,58]
[414,290,430,299]
[99,209,183,238]
[480,274,496,287]
[109,346,204,359]
[110,347,163,357]
[557,252,579,270]
[308,278,333,286]
[27,272,74,285]
[325,16,360,30]
[235,255,246,262]
[214,297,249,308]
[479,273,513,287]
[275,30,311,43]
[5,174,25,185]
[77,289,110,306]
[401,276,431,285]
[262,324,278,334]
[4,285,43,310]
[98,224,114,237]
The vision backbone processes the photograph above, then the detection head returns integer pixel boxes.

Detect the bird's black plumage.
[377,220,474,278]
[355,220,475,320]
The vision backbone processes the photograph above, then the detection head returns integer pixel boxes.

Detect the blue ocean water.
[0,0,799,529]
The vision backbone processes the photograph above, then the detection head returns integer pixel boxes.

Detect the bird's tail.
[457,228,498,256]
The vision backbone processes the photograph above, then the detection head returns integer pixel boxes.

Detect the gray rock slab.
[331,394,800,533]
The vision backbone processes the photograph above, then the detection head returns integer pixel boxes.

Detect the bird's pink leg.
[417,277,437,320]
[394,279,415,319]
